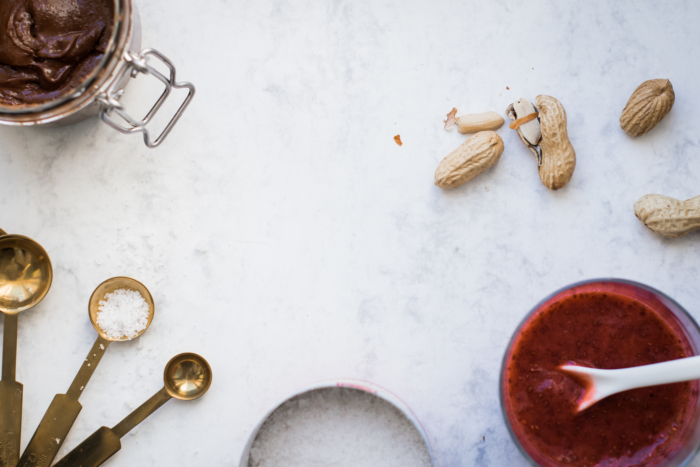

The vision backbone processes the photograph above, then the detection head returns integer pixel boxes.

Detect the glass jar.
[0,0,194,148]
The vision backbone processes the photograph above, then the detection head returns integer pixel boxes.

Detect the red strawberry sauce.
[503,289,698,466]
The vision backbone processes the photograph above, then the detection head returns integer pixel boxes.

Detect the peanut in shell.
[434,131,504,189]
[634,194,700,238]
[536,95,576,190]
[620,79,675,137]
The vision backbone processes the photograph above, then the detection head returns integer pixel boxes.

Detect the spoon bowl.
[0,234,53,314]
[164,353,212,401]
[88,277,154,341]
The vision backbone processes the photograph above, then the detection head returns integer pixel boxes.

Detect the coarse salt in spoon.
[560,355,700,412]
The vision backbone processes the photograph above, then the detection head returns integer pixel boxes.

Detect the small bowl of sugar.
[240,379,434,467]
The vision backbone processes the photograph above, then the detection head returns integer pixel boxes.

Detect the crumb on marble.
[394,135,402,146]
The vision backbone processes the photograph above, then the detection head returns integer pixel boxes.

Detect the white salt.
[249,388,432,467]
[96,289,149,340]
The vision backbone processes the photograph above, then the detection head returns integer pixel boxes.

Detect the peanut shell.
[620,79,674,137]
[634,194,700,238]
[434,131,504,189]
[536,95,576,190]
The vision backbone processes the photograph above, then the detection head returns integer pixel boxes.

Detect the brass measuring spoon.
[0,228,53,466]
[18,277,154,467]
[54,353,212,467]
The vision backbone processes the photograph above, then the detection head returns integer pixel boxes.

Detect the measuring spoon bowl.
[164,352,212,401]
[0,233,53,314]
[89,277,154,341]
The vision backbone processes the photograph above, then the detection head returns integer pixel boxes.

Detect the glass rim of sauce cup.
[500,278,700,467]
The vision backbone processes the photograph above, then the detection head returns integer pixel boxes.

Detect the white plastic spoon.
[560,355,700,412]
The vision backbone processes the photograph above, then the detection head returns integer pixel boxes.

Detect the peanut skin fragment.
[634,194,700,238]
[444,108,458,130]
[509,112,538,130]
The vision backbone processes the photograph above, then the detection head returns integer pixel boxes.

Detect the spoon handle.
[53,388,171,467]
[2,313,18,381]
[614,354,700,393]
[67,336,111,399]
[112,387,171,438]
[52,426,121,467]
[17,336,112,467]
[0,312,22,467]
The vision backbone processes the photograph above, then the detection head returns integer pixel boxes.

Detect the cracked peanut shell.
[435,131,504,189]
[620,79,675,137]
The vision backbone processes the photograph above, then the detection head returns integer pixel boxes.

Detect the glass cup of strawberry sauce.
[501,279,700,467]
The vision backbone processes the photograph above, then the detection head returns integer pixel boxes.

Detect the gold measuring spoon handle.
[67,336,112,399]
[18,336,112,467]
[0,229,7,236]
[112,387,172,437]
[0,312,22,467]
[53,388,172,467]
[2,313,18,381]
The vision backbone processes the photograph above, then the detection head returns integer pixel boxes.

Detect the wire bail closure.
[96,48,195,148]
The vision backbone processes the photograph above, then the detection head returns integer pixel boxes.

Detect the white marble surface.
[1,0,700,466]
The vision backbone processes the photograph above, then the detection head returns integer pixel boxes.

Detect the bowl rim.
[238,378,434,467]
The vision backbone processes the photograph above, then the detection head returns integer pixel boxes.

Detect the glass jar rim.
[0,0,128,115]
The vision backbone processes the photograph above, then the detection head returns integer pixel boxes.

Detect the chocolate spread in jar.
[0,0,114,106]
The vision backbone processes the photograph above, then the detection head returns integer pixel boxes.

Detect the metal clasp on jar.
[96,49,195,148]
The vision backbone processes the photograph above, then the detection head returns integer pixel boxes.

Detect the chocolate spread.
[0,0,113,106]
